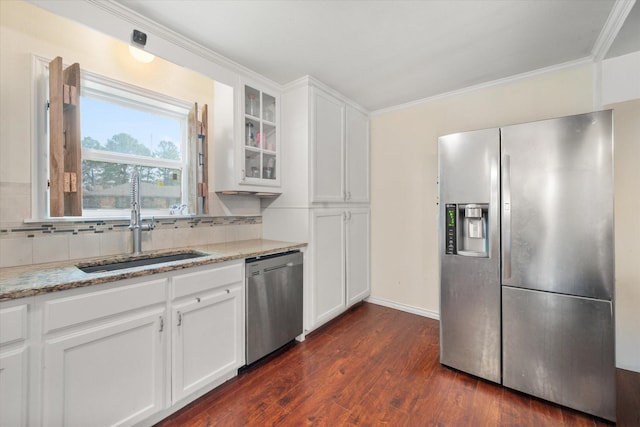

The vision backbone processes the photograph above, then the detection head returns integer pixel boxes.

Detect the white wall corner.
[593,61,603,110]
[601,51,640,106]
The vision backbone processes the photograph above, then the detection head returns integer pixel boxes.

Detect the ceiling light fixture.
[130,29,154,63]
[129,45,155,63]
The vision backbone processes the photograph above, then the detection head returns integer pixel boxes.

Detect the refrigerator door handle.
[502,154,512,281]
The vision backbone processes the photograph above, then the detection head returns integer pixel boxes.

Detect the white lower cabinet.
[0,303,29,427]
[312,209,347,325]
[41,278,168,427]
[171,263,244,403]
[346,208,371,306]
[31,260,245,427]
[311,208,370,329]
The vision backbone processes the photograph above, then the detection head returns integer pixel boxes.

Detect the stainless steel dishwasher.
[245,250,303,365]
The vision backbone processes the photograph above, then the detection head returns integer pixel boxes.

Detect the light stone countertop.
[0,239,306,302]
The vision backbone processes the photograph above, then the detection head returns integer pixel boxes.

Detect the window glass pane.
[81,97,182,160]
[82,160,181,210]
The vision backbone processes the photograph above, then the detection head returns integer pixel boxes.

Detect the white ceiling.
[114,0,639,111]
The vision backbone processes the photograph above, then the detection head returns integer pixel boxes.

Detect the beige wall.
[371,64,640,370]
[608,99,640,371]
[0,1,214,224]
[0,1,262,267]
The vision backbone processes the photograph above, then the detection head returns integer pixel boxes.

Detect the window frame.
[32,55,193,220]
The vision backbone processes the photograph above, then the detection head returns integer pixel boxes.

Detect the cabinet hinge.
[46,100,50,111]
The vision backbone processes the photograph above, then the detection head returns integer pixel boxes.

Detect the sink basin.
[77,251,207,274]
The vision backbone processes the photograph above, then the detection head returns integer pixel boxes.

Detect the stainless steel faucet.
[129,171,155,254]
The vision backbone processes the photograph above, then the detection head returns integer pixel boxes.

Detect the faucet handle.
[140,216,155,232]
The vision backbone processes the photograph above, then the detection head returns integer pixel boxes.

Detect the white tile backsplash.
[222,224,240,242]
[0,216,262,267]
[207,225,226,245]
[69,233,101,260]
[237,223,262,241]
[100,231,131,256]
[181,226,211,247]
[33,234,69,264]
[0,237,33,267]
[143,227,176,252]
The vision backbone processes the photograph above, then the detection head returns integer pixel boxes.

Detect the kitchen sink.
[77,251,208,274]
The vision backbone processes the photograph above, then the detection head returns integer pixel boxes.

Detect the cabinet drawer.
[44,278,167,334]
[0,305,28,346]
[172,262,243,299]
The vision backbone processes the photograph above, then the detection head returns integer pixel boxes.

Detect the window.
[34,56,194,219]
[80,82,188,217]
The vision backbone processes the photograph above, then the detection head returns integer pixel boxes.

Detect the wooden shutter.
[49,56,82,216]
[199,104,209,214]
[189,102,209,215]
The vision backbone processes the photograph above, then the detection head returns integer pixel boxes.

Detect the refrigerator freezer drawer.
[502,286,615,421]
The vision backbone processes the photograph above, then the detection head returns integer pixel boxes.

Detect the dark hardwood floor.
[156,302,639,426]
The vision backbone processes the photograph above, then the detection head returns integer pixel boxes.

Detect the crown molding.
[89,0,283,88]
[28,0,281,89]
[282,75,369,113]
[371,57,594,116]
[592,0,636,61]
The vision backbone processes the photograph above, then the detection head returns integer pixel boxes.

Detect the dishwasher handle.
[264,262,296,273]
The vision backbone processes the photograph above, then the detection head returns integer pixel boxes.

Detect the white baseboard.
[365,296,440,321]
[366,297,640,374]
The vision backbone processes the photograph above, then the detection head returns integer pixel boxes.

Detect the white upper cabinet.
[345,107,370,203]
[213,80,281,194]
[241,83,280,187]
[311,86,369,204]
[312,90,345,202]
[263,78,371,333]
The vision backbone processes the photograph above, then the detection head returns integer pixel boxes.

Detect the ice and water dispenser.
[445,203,489,257]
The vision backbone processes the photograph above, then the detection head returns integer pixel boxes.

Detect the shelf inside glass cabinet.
[243,84,277,184]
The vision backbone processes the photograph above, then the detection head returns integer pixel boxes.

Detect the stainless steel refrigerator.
[438,110,615,421]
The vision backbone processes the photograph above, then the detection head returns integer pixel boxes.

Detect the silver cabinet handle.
[159,316,164,333]
[502,154,512,281]
[177,311,182,327]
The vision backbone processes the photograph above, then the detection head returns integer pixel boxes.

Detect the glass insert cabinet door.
[243,85,278,184]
